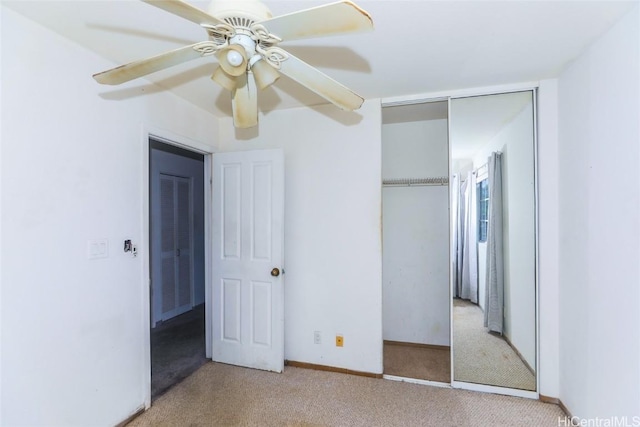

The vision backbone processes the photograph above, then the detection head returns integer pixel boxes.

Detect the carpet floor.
[453,299,536,390]
[128,362,564,426]
[151,304,207,400]
[383,342,450,383]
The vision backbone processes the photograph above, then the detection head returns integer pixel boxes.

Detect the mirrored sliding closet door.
[450,90,537,392]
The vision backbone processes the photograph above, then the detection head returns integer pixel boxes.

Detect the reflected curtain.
[484,152,504,333]
[461,171,478,303]
[453,171,478,303]
[451,173,461,294]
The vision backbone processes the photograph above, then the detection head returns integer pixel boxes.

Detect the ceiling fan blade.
[258,1,373,42]
[141,0,225,27]
[232,73,258,128]
[278,53,364,111]
[93,42,211,85]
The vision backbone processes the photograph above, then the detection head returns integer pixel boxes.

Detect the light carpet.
[128,362,563,426]
[453,299,536,390]
[383,343,450,383]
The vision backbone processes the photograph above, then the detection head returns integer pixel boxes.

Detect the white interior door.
[159,173,194,322]
[212,149,284,372]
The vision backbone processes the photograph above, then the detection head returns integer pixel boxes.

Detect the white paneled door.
[212,149,284,372]
[158,173,193,322]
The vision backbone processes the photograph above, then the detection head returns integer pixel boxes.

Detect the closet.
[381,101,450,383]
[381,89,538,397]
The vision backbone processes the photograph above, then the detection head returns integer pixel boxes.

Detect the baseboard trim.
[539,394,559,405]
[502,334,535,375]
[383,340,450,351]
[558,399,572,418]
[285,360,383,379]
[115,406,145,427]
[539,395,572,418]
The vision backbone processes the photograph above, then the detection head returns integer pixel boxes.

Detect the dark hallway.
[151,304,207,400]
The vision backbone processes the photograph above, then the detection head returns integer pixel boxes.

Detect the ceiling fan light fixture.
[226,50,244,67]
[93,0,375,129]
[250,56,280,90]
[217,44,248,77]
[211,66,237,91]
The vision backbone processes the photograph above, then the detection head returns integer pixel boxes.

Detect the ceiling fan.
[93,0,374,128]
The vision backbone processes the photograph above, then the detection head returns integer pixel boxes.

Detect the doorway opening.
[149,138,207,400]
[381,100,451,384]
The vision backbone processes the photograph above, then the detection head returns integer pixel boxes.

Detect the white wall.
[381,119,450,346]
[557,5,640,419]
[0,5,4,423]
[217,102,383,374]
[0,8,218,426]
[537,78,560,399]
[471,101,536,369]
[382,119,449,178]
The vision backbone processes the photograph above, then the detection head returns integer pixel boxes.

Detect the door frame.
[141,125,214,409]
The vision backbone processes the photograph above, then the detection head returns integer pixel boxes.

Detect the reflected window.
[477,179,488,242]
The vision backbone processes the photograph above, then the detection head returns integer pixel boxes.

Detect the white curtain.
[451,173,461,296]
[461,171,478,303]
[484,152,504,333]
[454,171,478,303]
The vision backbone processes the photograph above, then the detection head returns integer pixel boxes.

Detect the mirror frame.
[448,88,539,399]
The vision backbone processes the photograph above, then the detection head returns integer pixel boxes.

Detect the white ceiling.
[5,0,636,119]
[449,90,532,160]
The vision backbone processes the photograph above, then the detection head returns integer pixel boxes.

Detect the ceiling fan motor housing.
[230,34,257,58]
[207,0,273,25]
[207,0,278,75]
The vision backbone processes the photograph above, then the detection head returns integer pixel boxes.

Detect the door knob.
[270,268,280,277]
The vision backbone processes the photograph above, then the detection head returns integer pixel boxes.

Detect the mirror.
[450,91,536,391]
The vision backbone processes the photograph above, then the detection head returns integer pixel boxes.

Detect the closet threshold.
[383,374,452,388]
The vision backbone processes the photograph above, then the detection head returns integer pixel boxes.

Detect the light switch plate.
[88,239,109,259]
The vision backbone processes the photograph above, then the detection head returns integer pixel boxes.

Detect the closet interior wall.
[382,102,450,347]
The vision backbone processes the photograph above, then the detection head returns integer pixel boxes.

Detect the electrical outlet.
[314,331,321,345]
[336,335,344,347]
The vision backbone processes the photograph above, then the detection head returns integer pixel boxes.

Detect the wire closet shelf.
[382,177,449,187]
